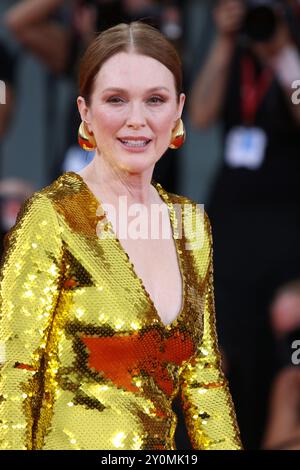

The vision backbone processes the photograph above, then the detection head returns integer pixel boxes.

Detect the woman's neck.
[77,155,160,208]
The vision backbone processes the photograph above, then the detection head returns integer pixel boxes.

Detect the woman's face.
[77,51,185,175]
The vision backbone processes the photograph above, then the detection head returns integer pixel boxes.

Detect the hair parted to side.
[79,21,183,105]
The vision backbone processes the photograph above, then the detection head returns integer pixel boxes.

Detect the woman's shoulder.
[11,172,86,234]
[38,171,82,201]
[162,188,212,275]
[20,172,77,202]
[159,184,211,235]
[25,171,91,215]
[2,177,65,253]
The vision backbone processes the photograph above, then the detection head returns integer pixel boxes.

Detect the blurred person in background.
[262,280,300,450]
[0,178,34,257]
[0,41,15,144]
[4,0,184,192]
[189,0,300,448]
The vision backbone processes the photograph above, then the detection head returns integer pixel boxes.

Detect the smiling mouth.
[117,138,152,148]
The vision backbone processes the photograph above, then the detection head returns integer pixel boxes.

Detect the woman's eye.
[107,97,123,103]
[106,96,165,104]
[148,96,165,104]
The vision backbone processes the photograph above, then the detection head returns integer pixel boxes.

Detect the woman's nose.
[126,102,146,128]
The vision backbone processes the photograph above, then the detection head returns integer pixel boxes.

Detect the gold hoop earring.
[78,121,96,151]
[169,118,186,149]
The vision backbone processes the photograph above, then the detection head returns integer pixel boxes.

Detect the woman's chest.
[57,245,204,398]
[117,236,183,327]
[59,229,204,336]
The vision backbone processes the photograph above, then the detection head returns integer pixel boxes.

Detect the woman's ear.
[77,96,92,128]
[177,92,186,120]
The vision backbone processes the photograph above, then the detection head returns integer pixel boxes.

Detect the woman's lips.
[117,138,152,152]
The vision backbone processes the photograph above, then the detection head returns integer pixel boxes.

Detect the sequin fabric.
[0,171,242,450]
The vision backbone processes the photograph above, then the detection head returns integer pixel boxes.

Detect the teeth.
[120,140,149,147]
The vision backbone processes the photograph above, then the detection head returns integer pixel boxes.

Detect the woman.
[0,22,242,450]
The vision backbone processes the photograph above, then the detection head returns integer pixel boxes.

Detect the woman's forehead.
[94,52,175,90]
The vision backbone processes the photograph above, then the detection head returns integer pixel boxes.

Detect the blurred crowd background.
[1,0,300,450]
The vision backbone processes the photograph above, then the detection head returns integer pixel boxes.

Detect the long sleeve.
[179,214,242,450]
[0,193,64,450]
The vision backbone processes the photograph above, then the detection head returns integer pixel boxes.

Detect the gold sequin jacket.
[0,171,242,450]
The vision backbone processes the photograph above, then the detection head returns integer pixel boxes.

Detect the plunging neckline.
[66,171,186,330]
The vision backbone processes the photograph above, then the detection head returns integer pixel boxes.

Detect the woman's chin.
[116,154,156,174]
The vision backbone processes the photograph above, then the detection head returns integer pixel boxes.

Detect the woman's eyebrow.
[101,86,170,93]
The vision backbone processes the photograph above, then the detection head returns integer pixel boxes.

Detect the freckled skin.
[77,52,185,177]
